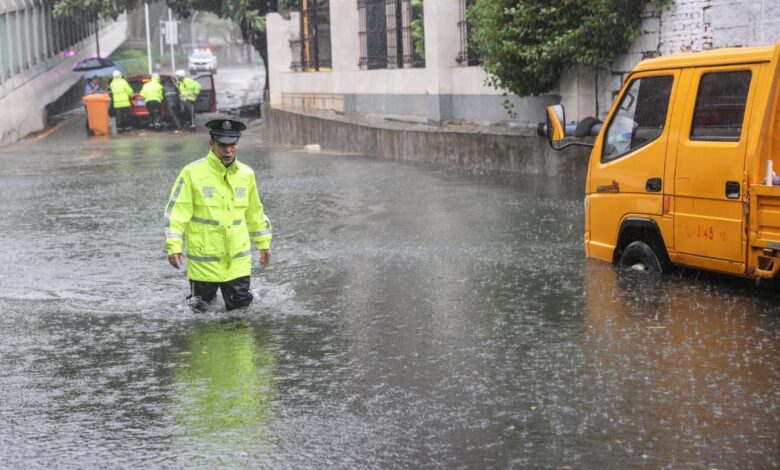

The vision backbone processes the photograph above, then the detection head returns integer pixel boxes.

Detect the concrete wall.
[0,18,127,143]
[262,106,591,178]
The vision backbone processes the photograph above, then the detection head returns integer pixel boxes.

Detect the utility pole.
[94,18,100,57]
[168,8,176,71]
[145,3,152,74]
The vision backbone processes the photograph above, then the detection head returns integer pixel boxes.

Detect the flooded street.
[0,116,778,468]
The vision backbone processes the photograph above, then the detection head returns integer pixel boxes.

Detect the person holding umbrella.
[110,70,134,133]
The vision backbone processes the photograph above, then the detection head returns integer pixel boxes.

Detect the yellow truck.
[543,40,780,279]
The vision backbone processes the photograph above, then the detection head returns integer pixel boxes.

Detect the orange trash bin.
[83,93,111,136]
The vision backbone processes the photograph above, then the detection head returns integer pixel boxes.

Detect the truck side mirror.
[546,105,566,141]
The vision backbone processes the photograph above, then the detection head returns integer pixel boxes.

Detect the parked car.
[126,74,217,129]
[189,49,218,75]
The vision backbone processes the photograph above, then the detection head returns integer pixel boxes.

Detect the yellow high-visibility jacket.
[164,151,272,282]
[110,77,134,108]
[140,78,163,103]
[177,77,202,102]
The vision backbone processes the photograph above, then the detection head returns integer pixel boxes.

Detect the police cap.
[206,119,246,145]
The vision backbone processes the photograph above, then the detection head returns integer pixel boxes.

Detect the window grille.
[300,0,332,71]
[289,38,302,71]
[357,0,423,70]
[385,0,399,68]
[456,0,479,65]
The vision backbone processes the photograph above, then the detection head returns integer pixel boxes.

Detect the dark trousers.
[147,101,161,127]
[188,276,253,311]
[115,106,129,130]
[181,101,195,128]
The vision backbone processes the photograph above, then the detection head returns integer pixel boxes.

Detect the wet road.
[0,117,778,468]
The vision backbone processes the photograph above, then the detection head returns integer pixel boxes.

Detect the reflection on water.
[584,261,779,468]
[172,319,276,436]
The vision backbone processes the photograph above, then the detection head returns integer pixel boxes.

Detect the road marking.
[36,117,70,139]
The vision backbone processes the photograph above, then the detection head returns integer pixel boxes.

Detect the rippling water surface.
[0,118,778,468]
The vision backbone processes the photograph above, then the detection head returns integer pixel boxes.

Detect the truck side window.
[690,70,751,142]
[602,75,674,162]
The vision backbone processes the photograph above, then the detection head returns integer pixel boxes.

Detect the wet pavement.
[0,115,778,468]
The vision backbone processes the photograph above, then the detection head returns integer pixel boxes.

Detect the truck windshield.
[602,75,674,162]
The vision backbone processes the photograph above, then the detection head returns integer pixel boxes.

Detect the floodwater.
[0,115,778,468]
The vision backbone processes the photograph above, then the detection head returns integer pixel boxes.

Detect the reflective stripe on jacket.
[177,77,202,102]
[110,78,134,108]
[140,78,163,103]
[164,151,272,282]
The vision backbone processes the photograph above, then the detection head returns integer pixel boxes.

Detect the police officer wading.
[164,119,272,311]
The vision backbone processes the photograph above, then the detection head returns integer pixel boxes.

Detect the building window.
[38,4,47,62]
[0,14,8,81]
[456,0,478,65]
[44,3,54,57]
[20,9,30,70]
[8,12,19,73]
[289,38,302,71]
[358,0,424,70]
[300,0,331,71]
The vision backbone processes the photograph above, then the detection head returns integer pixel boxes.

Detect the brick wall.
[585,0,780,121]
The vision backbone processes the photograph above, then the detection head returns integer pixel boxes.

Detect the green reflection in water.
[174,319,277,435]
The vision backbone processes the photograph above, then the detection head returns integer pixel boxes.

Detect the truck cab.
[544,40,780,280]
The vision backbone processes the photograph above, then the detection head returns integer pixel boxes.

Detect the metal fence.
[456,0,479,66]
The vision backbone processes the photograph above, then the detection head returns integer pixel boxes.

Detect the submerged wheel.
[618,240,667,273]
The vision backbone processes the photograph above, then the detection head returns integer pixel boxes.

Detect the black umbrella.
[72,57,117,72]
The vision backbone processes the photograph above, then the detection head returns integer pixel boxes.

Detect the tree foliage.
[466,0,671,97]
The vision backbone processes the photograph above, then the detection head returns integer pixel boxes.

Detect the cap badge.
[222,121,232,130]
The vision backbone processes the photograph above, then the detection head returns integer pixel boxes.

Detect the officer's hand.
[168,253,183,269]
[259,249,271,266]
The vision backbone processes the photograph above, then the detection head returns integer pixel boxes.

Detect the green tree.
[466,0,671,97]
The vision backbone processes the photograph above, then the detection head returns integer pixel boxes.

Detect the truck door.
[673,66,758,264]
[588,72,678,261]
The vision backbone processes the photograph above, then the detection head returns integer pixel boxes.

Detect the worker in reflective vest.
[140,73,164,129]
[164,118,272,311]
[110,70,134,132]
[175,69,202,130]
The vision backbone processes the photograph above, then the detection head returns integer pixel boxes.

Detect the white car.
[189,49,217,75]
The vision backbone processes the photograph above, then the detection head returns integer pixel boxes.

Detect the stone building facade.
[266,0,780,127]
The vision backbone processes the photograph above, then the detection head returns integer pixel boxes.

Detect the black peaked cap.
[206,119,246,145]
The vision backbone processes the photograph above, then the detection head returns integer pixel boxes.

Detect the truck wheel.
[619,241,666,273]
